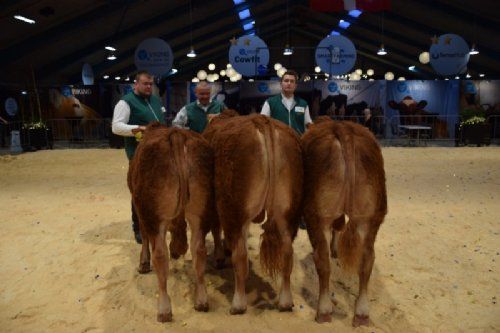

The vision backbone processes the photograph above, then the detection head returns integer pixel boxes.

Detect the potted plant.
[21,121,53,150]
[456,116,491,146]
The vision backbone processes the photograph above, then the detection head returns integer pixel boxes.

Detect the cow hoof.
[352,314,370,327]
[229,307,247,315]
[278,304,293,312]
[315,313,332,323]
[137,263,151,274]
[157,312,172,323]
[194,302,209,312]
[215,259,225,269]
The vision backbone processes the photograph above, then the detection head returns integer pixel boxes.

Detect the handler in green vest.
[172,81,226,133]
[260,69,313,135]
[111,70,166,244]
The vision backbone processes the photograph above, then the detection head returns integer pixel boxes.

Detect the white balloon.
[277,67,287,77]
[220,70,226,76]
[192,77,200,82]
[384,72,394,80]
[419,51,430,64]
[397,77,405,81]
[226,63,232,69]
[355,68,362,75]
[314,66,321,73]
[367,69,374,76]
[208,63,216,70]
[197,70,207,80]
[274,63,282,71]
[226,68,236,77]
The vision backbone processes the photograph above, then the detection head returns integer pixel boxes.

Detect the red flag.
[310,0,390,12]
[309,0,344,12]
[355,0,391,11]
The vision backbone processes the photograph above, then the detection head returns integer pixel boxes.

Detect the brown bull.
[128,124,219,322]
[204,112,303,314]
[302,117,387,327]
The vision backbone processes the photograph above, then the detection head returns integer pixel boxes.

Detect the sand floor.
[0,147,498,333]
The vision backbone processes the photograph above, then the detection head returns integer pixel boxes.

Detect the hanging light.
[283,44,293,56]
[469,43,479,55]
[377,44,387,55]
[187,0,196,58]
[107,53,117,60]
[192,77,200,82]
[397,77,405,81]
[314,66,321,73]
[187,47,196,58]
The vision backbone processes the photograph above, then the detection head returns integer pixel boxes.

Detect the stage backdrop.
[386,80,460,137]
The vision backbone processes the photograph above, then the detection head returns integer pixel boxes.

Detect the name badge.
[295,106,305,113]
[161,106,166,113]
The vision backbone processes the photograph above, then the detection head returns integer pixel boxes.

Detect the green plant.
[459,116,486,129]
[23,121,48,130]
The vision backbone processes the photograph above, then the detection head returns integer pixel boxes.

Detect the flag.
[310,0,390,12]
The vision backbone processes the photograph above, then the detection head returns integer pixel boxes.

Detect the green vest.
[121,92,165,160]
[186,100,225,133]
[266,94,308,135]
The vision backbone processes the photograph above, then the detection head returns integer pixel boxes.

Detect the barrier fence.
[1,115,499,151]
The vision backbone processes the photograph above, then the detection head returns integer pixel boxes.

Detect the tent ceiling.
[0,0,498,86]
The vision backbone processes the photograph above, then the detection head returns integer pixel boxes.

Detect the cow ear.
[417,100,428,109]
[388,101,398,109]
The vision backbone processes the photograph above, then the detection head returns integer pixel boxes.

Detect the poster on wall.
[228,35,270,77]
[386,80,459,138]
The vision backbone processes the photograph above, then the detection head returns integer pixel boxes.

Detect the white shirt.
[112,99,165,137]
[260,93,313,128]
[172,100,218,129]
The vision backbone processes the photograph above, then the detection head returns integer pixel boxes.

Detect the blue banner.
[430,34,470,76]
[134,38,174,77]
[315,35,356,75]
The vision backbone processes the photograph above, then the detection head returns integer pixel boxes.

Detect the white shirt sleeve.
[260,101,271,116]
[304,105,313,126]
[172,106,189,129]
[112,100,138,137]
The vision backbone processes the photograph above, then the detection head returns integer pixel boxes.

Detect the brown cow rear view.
[302,117,387,327]
[128,124,215,322]
[204,113,303,314]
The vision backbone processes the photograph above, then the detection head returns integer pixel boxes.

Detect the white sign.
[134,38,174,77]
[4,97,18,116]
[81,63,94,85]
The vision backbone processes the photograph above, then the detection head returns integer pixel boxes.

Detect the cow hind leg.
[352,220,380,327]
[230,228,249,315]
[151,230,172,322]
[137,225,151,274]
[309,216,333,323]
[211,215,225,269]
[189,217,209,312]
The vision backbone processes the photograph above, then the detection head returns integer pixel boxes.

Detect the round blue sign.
[315,35,356,75]
[61,86,72,97]
[229,36,269,77]
[134,38,174,77]
[327,82,338,93]
[258,82,269,93]
[397,82,408,93]
[4,97,18,116]
[81,63,94,85]
[429,34,470,76]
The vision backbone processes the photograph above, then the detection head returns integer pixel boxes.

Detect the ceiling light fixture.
[187,0,197,58]
[14,15,35,24]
